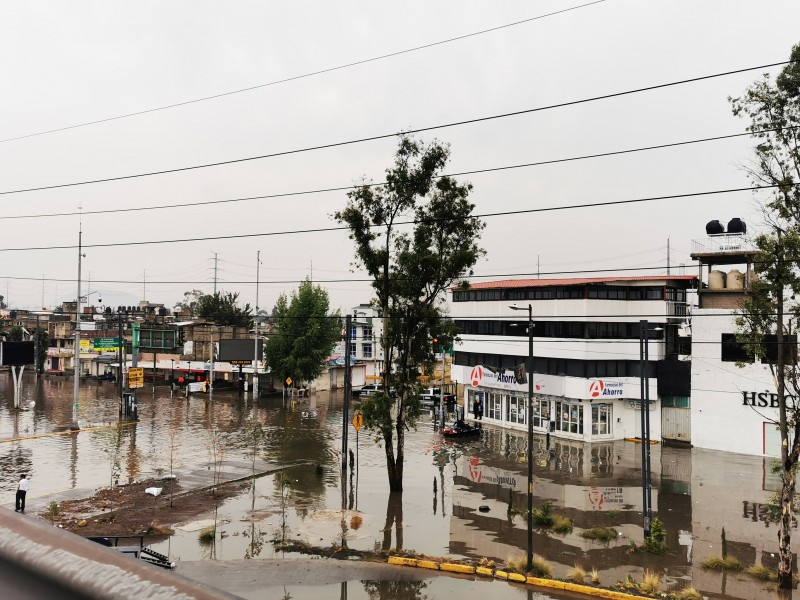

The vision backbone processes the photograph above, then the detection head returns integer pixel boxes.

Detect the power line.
[2,127,791,221]
[0,1,608,145]
[0,60,793,198]
[0,182,790,253]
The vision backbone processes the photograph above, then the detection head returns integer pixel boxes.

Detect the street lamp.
[639,320,662,539]
[510,303,534,571]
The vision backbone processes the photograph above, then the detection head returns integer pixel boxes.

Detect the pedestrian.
[472,398,480,420]
[477,398,484,421]
[15,474,28,513]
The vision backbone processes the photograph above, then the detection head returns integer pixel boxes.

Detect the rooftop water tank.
[727,269,744,289]
[706,220,725,235]
[709,270,726,289]
[727,218,747,234]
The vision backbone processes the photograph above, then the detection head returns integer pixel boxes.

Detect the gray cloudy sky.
[1,1,799,313]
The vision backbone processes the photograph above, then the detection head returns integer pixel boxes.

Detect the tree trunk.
[778,467,795,589]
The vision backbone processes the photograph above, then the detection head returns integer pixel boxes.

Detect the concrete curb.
[387,557,655,600]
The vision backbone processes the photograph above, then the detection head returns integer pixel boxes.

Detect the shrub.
[590,567,600,584]
[531,554,553,578]
[581,527,618,543]
[45,501,61,524]
[745,563,775,580]
[552,515,573,534]
[639,570,661,596]
[198,527,215,545]
[701,555,742,571]
[567,564,586,583]
[643,518,668,554]
[530,501,555,527]
[674,587,702,600]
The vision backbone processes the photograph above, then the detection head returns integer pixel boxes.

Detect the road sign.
[128,367,144,389]
[352,411,364,432]
[285,376,293,386]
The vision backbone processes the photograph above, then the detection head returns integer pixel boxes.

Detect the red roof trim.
[453,275,697,290]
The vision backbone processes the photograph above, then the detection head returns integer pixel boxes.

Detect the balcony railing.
[690,233,755,255]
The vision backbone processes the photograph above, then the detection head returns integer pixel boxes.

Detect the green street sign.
[93,337,120,350]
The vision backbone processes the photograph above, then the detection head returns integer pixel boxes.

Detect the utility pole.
[72,227,84,425]
[212,252,219,295]
[342,315,353,478]
[667,237,671,275]
[253,251,261,398]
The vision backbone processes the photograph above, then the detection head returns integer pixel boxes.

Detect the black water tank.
[706,220,724,235]
[727,218,747,234]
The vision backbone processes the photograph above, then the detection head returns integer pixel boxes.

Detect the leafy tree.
[196,291,252,327]
[335,135,484,492]
[9,326,24,341]
[35,327,49,373]
[730,44,800,590]
[0,295,6,309]
[264,279,341,385]
[177,289,204,317]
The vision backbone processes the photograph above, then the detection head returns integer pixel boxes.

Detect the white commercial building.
[689,223,783,456]
[449,275,695,443]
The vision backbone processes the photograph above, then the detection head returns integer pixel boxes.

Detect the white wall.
[691,308,778,456]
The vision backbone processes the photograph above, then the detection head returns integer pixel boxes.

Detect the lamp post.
[510,303,534,571]
[639,320,662,539]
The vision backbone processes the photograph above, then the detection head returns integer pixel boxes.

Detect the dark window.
[629,286,664,300]
[721,333,752,363]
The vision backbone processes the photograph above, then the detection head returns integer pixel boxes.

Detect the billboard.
[0,341,35,366]
[218,338,262,363]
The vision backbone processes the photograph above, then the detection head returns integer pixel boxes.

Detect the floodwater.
[0,374,787,600]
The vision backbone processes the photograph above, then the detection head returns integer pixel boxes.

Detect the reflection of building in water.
[445,424,788,598]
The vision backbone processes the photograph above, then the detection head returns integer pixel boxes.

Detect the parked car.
[352,384,396,399]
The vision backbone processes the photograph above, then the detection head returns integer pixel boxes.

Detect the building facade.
[449,276,695,443]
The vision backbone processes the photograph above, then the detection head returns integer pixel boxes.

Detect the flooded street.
[0,373,783,600]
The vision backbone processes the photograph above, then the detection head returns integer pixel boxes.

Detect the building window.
[363,327,372,340]
[362,344,372,358]
[349,342,357,356]
[555,400,583,434]
[591,404,612,435]
[351,326,358,339]
[661,395,689,408]
[721,333,752,363]
[532,398,550,428]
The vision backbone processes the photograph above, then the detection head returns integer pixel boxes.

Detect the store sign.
[589,380,623,398]
[741,391,789,407]
[469,365,483,387]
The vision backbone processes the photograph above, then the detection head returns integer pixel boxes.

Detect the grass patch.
[674,587,702,600]
[590,567,600,584]
[530,501,555,527]
[701,555,742,571]
[745,563,775,580]
[198,527,216,545]
[580,526,618,543]
[506,554,552,578]
[566,564,586,583]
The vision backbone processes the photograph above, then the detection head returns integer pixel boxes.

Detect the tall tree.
[196,291,253,327]
[264,280,341,385]
[336,135,484,492]
[177,289,205,317]
[730,44,800,590]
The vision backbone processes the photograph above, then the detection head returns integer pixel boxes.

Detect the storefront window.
[532,398,550,428]
[487,392,502,420]
[591,404,612,435]
[555,400,583,434]
[506,395,526,425]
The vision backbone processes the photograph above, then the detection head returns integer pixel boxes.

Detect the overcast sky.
[1,1,799,314]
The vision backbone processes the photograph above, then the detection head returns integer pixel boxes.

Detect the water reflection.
[0,375,790,599]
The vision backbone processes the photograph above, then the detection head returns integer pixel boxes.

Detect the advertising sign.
[94,337,120,352]
[128,367,144,389]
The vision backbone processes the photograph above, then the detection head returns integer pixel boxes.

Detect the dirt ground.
[41,478,248,538]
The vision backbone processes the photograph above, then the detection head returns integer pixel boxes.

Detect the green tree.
[264,279,341,385]
[35,327,48,373]
[730,43,800,590]
[196,291,252,327]
[335,135,484,492]
[9,326,24,341]
[177,289,204,317]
